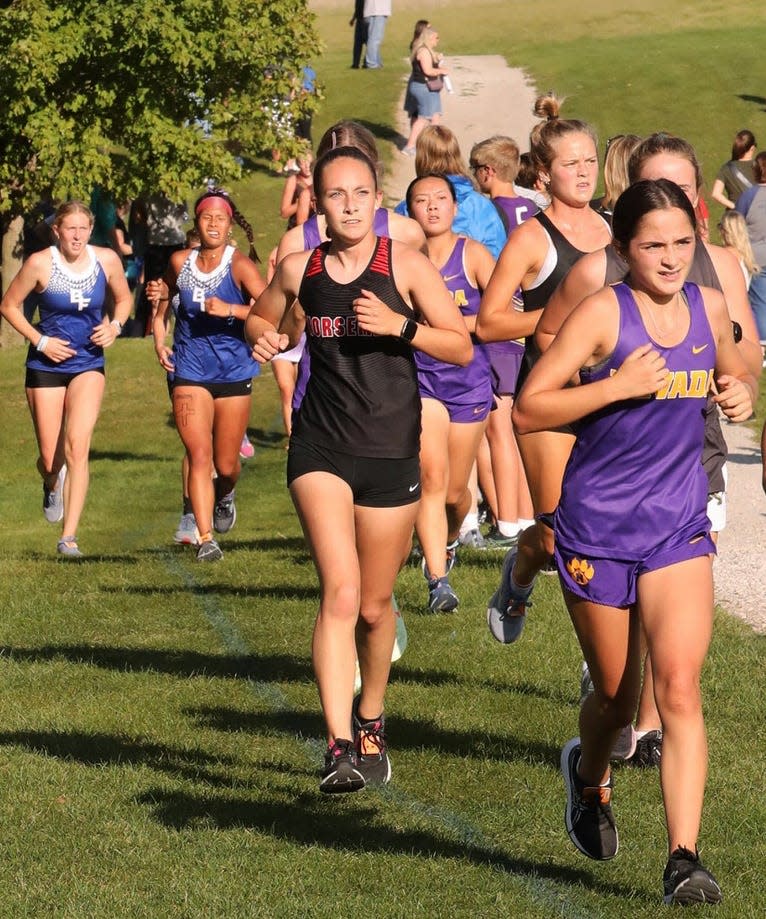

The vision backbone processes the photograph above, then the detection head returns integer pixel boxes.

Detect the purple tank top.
[555,282,714,558]
[415,237,492,405]
[301,209,390,250]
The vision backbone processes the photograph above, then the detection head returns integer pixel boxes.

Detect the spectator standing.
[364,0,391,69]
[350,0,367,68]
[735,150,766,346]
[711,129,757,210]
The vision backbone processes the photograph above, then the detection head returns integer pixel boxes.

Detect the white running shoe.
[174,512,200,546]
[43,465,67,524]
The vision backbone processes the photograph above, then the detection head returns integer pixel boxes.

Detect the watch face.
[732,320,742,343]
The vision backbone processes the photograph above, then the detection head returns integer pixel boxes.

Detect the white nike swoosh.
[408,483,419,492]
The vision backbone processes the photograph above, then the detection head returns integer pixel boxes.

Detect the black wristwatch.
[732,320,742,343]
[400,317,418,342]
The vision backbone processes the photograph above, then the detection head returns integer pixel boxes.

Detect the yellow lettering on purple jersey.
[453,289,468,308]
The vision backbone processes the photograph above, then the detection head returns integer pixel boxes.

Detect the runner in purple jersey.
[407,174,495,612]
[246,148,471,795]
[513,179,755,906]
[537,133,764,766]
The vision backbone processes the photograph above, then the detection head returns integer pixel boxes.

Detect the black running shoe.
[628,729,663,768]
[561,737,618,860]
[663,847,722,905]
[352,698,392,786]
[319,738,365,794]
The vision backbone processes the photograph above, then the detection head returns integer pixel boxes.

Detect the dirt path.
[383,54,766,633]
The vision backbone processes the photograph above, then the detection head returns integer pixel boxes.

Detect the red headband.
[195,196,233,217]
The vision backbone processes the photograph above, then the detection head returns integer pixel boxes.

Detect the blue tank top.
[415,237,491,404]
[26,246,108,374]
[555,282,714,558]
[173,246,258,383]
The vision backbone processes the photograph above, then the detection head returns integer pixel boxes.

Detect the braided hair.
[193,188,260,263]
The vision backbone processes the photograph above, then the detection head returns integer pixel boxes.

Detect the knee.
[358,600,392,630]
[654,670,702,720]
[319,582,360,621]
[421,466,447,495]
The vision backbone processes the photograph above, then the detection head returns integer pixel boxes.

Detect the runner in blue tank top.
[246,147,471,795]
[0,200,132,558]
[407,174,494,612]
[513,179,756,906]
[148,190,265,563]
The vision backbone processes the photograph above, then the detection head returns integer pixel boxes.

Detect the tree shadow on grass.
[99,580,317,600]
[0,729,238,786]
[0,644,314,684]
[737,93,766,112]
[186,706,559,766]
[90,449,170,463]
[133,785,651,904]
[244,426,287,450]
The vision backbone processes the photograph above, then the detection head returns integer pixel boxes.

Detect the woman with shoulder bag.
[402,28,448,156]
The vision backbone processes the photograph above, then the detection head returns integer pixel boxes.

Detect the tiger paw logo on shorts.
[566,557,595,586]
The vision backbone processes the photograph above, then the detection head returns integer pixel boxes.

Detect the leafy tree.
[0,0,320,317]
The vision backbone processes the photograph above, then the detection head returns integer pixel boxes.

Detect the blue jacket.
[395,173,506,258]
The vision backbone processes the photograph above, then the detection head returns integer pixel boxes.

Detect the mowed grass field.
[1,2,766,916]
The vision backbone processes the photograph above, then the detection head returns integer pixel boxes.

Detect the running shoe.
[239,434,255,459]
[422,540,459,581]
[213,491,236,533]
[174,512,200,546]
[352,698,391,786]
[627,729,663,768]
[56,535,82,559]
[43,465,67,524]
[540,556,559,575]
[663,847,722,905]
[610,724,637,761]
[319,738,365,794]
[484,525,519,549]
[486,549,533,643]
[427,576,459,613]
[561,737,618,861]
[196,538,223,562]
[459,528,486,549]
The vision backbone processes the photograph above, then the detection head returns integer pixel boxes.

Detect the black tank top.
[518,212,592,387]
[294,236,420,458]
[604,241,727,492]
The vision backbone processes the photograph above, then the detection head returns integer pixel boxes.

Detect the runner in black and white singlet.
[514,179,755,906]
[0,200,132,558]
[476,93,611,644]
[246,147,471,795]
[407,174,495,613]
[148,190,266,563]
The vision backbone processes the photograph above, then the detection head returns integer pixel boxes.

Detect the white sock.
[497,519,520,538]
[459,512,479,536]
[517,518,535,529]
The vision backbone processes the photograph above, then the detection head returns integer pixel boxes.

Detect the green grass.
[2,2,766,914]
[1,342,765,917]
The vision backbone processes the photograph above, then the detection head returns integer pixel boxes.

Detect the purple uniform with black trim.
[294,209,392,408]
[555,282,715,604]
[173,245,258,383]
[26,246,108,375]
[415,237,492,420]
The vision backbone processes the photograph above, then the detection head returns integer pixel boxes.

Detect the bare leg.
[415,398,451,578]
[639,556,713,854]
[445,418,487,541]
[173,386,216,539]
[565,590,642,785]
[271,359,297,437]
[211,393,251,497]
[26,385,67,491]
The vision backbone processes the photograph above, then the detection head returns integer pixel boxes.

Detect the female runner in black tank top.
[246,147,471,794]
[475,95,611,643]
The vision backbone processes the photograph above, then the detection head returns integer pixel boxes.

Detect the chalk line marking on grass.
[157,550,593,917]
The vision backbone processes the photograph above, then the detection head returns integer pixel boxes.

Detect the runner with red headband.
[148,190,266,561]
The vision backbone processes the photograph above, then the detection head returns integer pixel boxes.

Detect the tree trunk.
[0,215,24,347]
